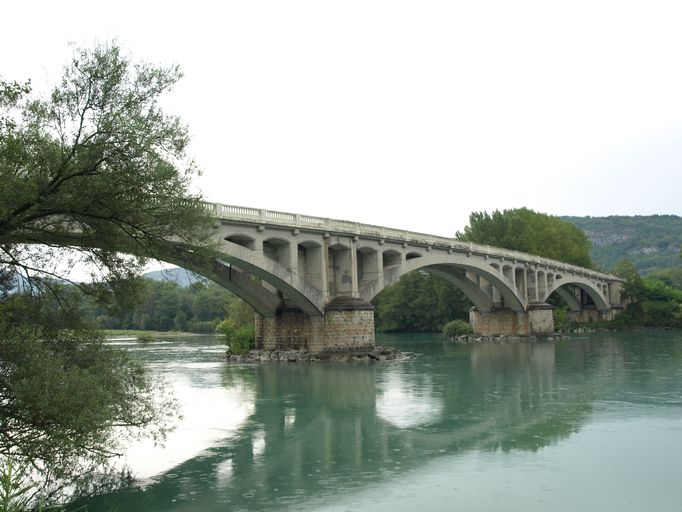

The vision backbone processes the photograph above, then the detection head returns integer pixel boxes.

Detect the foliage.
[613,259,644,300]
[649,266,682,289]
[87,279,235,333]
[0,43,213,501]
[225,298,256,329]
[457,207,593,268]
[611,259,682,328]
[0,41,217,293]
[218,320,255,355]
[0,459,36,512]
[442,319,473,337]
[563,215,682,274]
[552,307,578,332]
[217,297,255,354]
[0,301,176,500]
[373,271,471,332]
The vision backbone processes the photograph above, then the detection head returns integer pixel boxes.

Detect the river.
[70,331,682,511]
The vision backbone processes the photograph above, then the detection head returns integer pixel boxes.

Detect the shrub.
[553,307,578,332]
[442,319,473,338]
[217,320,255,354]
[137,333,156,343]
[0,459,35,512]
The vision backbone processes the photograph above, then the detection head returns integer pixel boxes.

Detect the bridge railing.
[208,202,619,281]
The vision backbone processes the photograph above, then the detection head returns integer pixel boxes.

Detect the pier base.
[569,306,619,323]
[469,304,555,336]
[255,297,375,353]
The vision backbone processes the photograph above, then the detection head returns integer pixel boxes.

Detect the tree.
[612,259,682,328]
[457,207,593,268]
[0,43,216,499]
[0,43,216,283]
[613,259,644,300]
[373,271,471,332]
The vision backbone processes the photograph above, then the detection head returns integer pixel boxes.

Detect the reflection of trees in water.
[70,334,682,511]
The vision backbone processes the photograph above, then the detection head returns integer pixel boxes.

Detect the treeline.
[83,279,240,332]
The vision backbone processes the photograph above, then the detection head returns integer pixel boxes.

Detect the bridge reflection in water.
[65,333,671,512]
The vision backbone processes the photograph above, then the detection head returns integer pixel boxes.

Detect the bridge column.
[469,304,554,337]
[514,267,527,301]
[327,237,354,297]
[350,238,359,298]
[287,243,299,276]
[609,281,623,306]
[357,247,382,297]
[528,270,538,302]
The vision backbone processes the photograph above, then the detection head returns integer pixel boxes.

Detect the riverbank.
[448,333,566,343]
[225,346,401,363]
[103,329,221,340]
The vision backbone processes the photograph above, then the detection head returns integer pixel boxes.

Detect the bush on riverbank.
[442,319,474,338]
[217,320,255,355]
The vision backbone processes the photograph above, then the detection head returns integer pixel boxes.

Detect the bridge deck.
[207,202,620,283]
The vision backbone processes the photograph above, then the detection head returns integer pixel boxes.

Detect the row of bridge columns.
[258,235,401,302]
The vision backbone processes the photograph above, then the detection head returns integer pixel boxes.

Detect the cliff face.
[563,215,681,274]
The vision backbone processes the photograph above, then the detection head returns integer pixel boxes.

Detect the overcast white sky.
[3,0,682,238]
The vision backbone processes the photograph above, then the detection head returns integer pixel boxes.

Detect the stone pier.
[255,297,375,353]
[469,303,555,336]
[568,306,621,324]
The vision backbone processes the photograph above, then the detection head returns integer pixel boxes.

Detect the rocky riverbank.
[225,346,400,363]
[448,333,566,343]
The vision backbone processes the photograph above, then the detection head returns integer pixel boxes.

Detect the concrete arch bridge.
[196,203,623,352]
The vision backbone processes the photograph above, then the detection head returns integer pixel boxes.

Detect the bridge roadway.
[198,203,623,352]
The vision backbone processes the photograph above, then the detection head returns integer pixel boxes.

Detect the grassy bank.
[102,329,220,339]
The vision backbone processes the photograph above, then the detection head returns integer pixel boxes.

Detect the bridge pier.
[568,306,620,324]
[469,304,555,337]
[255,297,375,353]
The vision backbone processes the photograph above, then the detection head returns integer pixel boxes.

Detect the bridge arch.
[14,229,325,318]
[216,241,324,316]
[363,253,526,313]
[542,276,609,312]
[224,233,256,250]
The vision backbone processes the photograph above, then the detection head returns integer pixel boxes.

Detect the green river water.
[71,331,682,511]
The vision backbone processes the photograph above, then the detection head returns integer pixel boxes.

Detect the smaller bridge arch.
[543,276,610,312]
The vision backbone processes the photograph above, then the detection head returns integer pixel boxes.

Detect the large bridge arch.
[212,241,324,316]
[125,243,324,318]
[363,253,526,313]
[11,232,324,318]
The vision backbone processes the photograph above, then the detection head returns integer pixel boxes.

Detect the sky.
[3,0,682,238]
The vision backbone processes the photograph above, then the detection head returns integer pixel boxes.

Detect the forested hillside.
[563,215,682,274]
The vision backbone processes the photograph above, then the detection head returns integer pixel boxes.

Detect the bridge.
[194,203,623,352]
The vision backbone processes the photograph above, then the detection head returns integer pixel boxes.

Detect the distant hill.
[143,267,206,287]
[563,215,682,274]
